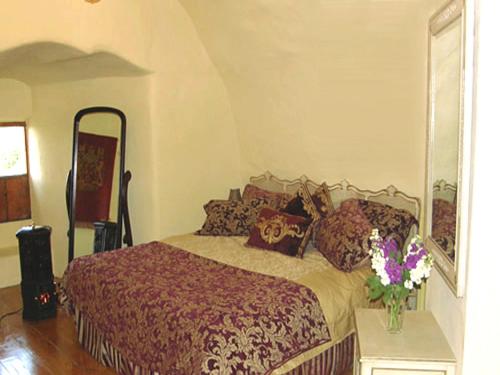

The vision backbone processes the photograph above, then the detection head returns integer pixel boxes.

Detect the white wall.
[0,79,32,287]
[1,0,242,284]
[180,0,429,200]
[1,0,153,70]
[148,0,242,239]
[29,76,154,277]
[461,1,500,373]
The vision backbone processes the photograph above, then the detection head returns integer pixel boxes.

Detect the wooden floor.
[0,285,114,375]
[0,285,352,375]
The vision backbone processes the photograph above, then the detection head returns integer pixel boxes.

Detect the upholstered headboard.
[249,171,421,220]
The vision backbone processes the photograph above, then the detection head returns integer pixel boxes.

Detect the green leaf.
[366,276,384,301]
[368,287,383,300]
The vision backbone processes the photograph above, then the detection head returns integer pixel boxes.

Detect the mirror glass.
[73,113,122,258]
[426,0,469,297]
[430,17,461,262]
[68,107,130,263]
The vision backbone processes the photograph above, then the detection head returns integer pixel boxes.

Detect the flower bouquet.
[366,229,433,333]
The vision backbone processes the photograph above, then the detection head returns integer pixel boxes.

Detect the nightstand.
[354,308,456,375]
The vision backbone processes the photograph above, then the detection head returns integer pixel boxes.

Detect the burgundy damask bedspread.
[63,241,331,374]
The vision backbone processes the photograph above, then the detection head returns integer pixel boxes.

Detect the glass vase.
[385,298,406,334]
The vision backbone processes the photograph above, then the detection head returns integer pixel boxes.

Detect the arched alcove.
[0,42,150,85]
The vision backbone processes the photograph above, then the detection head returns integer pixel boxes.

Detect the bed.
[62,172,420,375]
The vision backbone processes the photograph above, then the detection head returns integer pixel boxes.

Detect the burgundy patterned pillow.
[196,199,268,236]
[432,198,456,260]
[242,184,293,210]
[310,183,334,218]
[246,207,312,257]
[315,200,372,272]
[356,199,418,249]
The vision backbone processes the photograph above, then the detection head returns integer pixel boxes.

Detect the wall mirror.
[425,0,470,297]
[67,107,132,263]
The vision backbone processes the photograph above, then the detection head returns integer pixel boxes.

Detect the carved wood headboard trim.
[249,171,421,220]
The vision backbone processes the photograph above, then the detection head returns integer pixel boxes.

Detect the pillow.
[196,199,267,236]
[310,183,334,218]
[432,198,456,260]
[242,184,293,210]
[281,183,320,221]
[356,199,418,248]
[246,207,312,257]
[314,199,372,272]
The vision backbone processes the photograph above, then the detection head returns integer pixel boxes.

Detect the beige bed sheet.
[163,234,372,374]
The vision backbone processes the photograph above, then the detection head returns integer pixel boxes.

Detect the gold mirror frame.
[425,0,472,297]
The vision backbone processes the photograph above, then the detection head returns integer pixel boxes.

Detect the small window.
[0,122,31,223]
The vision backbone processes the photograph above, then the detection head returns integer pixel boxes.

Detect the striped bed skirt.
[74,307,354,375]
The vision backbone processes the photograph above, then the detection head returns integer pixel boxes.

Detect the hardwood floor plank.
[0,285,114,375]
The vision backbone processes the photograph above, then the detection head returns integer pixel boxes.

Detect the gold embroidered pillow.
[315,200,372,272]
[246,208,312,257]
[310,183,334,218]
[242,184,293,210]
[196,199,267,236]
[281,183,320,221]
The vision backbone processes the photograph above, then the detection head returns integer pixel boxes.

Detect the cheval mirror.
[67,107,133,263]
[425,0,471,297]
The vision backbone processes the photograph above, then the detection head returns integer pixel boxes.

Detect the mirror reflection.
[73,113,122,258]
[68,107,132,263]
[430,16,461,263]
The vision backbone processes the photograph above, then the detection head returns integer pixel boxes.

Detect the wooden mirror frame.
[67,106,131,263]
[425,0,472,297]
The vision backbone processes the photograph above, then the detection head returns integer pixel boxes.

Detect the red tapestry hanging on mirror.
[75,132,117,228]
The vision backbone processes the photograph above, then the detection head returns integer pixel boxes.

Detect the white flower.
[410,235,422,245]
[379,272,391,286]
[368,232,433,296]
[409,255,433,285]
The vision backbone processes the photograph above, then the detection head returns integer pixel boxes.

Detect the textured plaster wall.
[147,0,242,239]
[1,0,153,70]
[29,76,154,277]
[180,0,429,200]
[0,0,241,282]
[0,79,32,287]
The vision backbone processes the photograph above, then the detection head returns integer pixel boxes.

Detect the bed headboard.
[249,171,421,220]
[433,179,457,204]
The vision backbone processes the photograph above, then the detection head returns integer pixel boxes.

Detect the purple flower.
[408,243,420,253]
[404,249,428,270]
[381,238,399,259]
[385,258,403,284]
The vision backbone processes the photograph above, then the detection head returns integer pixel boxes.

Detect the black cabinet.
[16,225,56,320]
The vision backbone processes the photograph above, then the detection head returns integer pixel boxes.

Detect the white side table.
[354,308,456,375]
